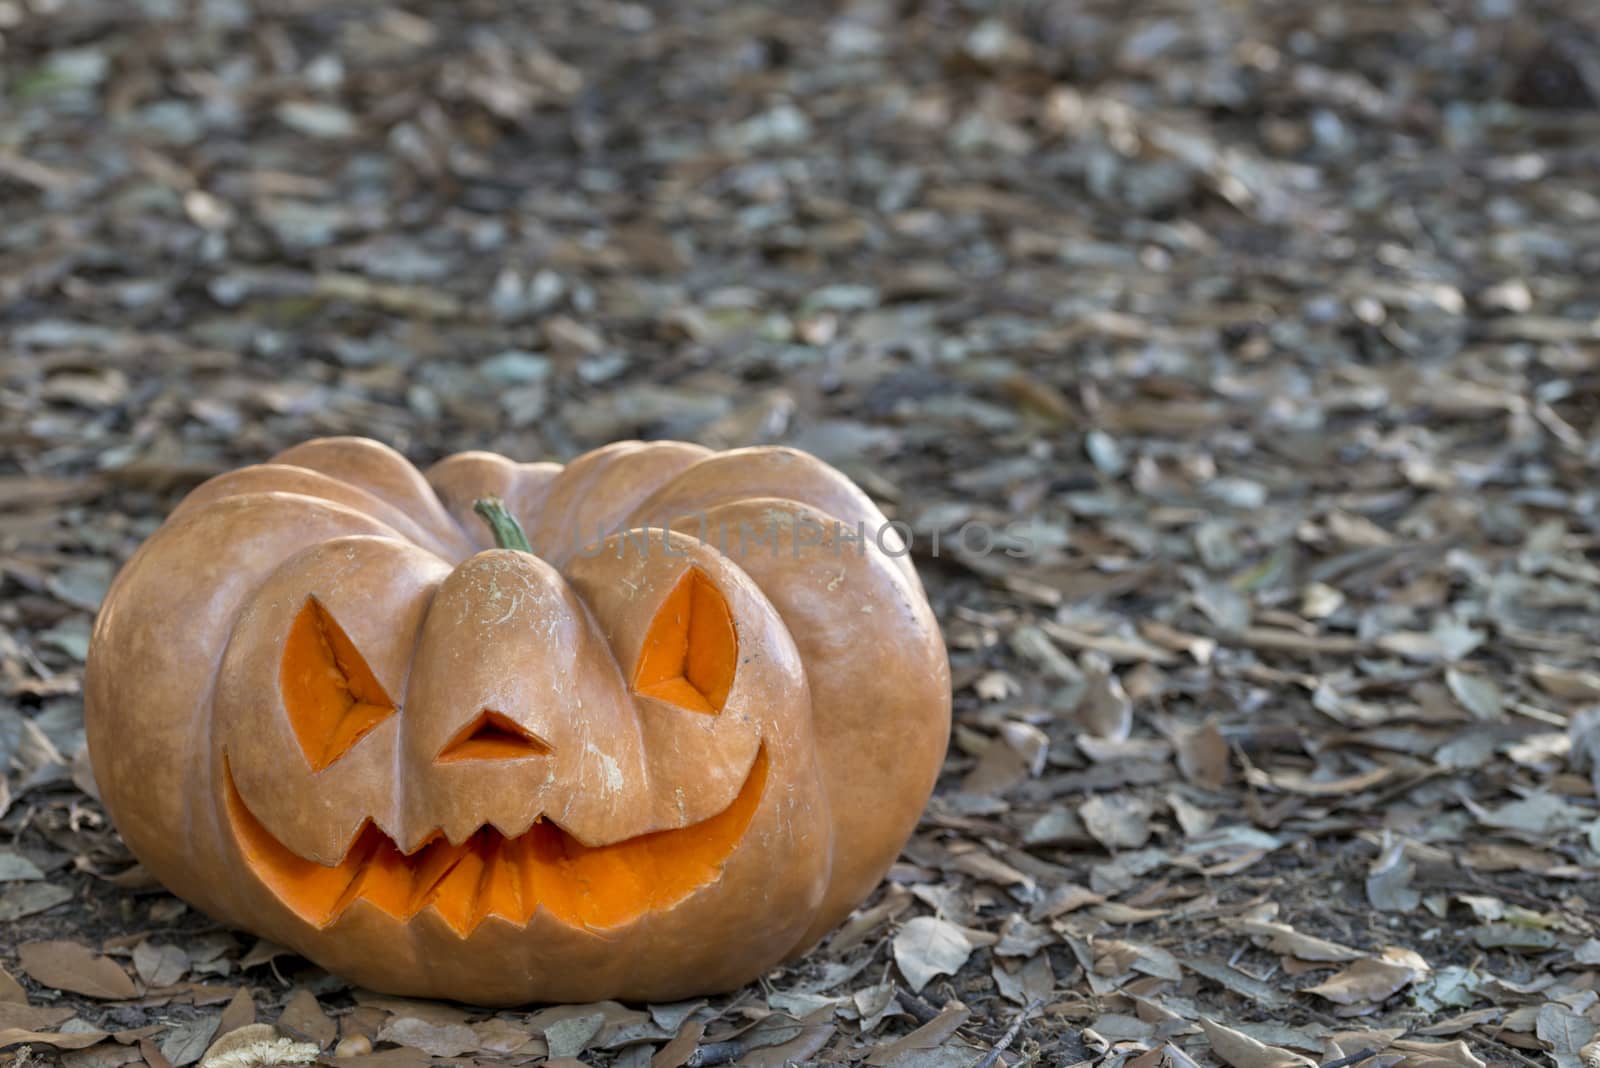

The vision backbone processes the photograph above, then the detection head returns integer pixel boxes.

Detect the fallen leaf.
[0,1027,110,1051]
[892,916,975,994]
[276,990,334,1048]
[0,882,74,922]
[1445,669,1503,721]
[1305,953,1427,1006]
[160,1014,219,1067]
[1391,1038,1486,1068]
[0,1005,74,1030]
[1532,664,1600,700]
[1536,1003,1597,1068]
[1200,1017,1316,1068]
[544,1011,607,1060]
[18,941,138,1000]
[1367,835,1421,913]
[1232,919,1364,962]
[1080,793,1153,849]
[973,671,1020,701]
[376,1017,479,1058]
[1175,721,1230,790]
[0,851,44,881]
[1472,923,1558,951]
[0,966,25,1005]
[1470,793,1585,835]
[132,942,188,989]
[1181,959,1289,1007]
[216,989,255,1036]
[1250,764,1392,796]
[865,1003,971,1066]
[1075,654,1133,740]
[650,1018,704,1068]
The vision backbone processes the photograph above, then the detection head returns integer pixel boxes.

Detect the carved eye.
[281,598,397,771]
[632,567,738,714]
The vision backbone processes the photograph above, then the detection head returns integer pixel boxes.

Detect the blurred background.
[3,0,1600,1064]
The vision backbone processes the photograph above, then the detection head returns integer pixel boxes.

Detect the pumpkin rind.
[85,437,950,1004]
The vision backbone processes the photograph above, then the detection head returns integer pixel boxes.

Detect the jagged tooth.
[428,839,486,935]
[480,829,522,925]
[519,822,579,925]
[349,834,415,921]
[510,831,533,924]
[327,827,381,921]
[406,835,468,918]
[471,833,498,930]
[513,831,541,924]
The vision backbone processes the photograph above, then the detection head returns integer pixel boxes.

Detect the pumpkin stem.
[474,496,533,553]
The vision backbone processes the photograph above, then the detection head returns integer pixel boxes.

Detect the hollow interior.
[281,597,396,771]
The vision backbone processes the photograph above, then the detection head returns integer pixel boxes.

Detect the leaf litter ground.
[3,0,1600,1066]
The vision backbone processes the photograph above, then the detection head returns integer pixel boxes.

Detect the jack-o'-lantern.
[84,438,950,1004]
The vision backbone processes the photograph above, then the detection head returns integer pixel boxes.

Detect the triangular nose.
[435,710,551,763]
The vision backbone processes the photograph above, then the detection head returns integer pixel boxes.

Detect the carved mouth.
[223,748,767,935]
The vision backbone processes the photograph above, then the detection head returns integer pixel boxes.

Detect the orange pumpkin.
[84,437,950,1004]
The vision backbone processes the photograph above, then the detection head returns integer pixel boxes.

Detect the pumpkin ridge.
[175,465,458,558]
[270,438,478,559]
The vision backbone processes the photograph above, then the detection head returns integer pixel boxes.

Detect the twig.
[1470,1029,1551,1068]
[970,998,1043,1068]
[895,986,942,1025]
[1318,1048,1379,1068]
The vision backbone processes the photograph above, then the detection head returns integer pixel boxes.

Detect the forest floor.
[4,1,1600,1066]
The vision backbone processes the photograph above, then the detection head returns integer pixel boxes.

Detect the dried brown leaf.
[1199,1017,1316,1068]
[892,917,974,994]
[276,990,334,1048]
[17,941,137,1000]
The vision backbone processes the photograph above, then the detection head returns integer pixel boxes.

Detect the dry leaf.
[1367,835,1421,913]
[1249,765,1392,796]
[1079,793,1153,849]
[1200,1017,1316,1068]
[18,941,138,1000]
[161,1016,220,1068]
[276,990,334,1048]
[216,990,255,1037]
[864,1004,970,1066]
[0,1027,111,1051]
[132,942,188,989]
[0,967,25,1006]
[1391,1038,1486,1068]
[1075,654,1134,741]
[376,1017,479,1058]
[1232,920,1364,962]
[1304,953,1427,1006]
[892,916,974,994]
[1175,721,1230,790]
[651,1018,705,1068]
[1536,1003,1598,1068]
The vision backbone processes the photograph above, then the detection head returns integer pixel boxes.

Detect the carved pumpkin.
[84,437,950,1004]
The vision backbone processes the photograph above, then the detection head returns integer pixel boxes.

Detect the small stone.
[332,1036,372,1058]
